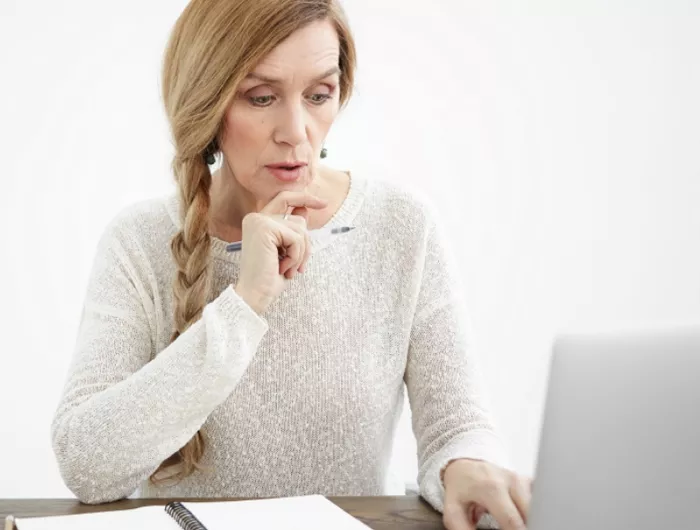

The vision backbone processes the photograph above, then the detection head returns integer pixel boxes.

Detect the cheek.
[221,107,272,188]
[225,106,270,152]
[323,99,340,125]
[311,104,339,138]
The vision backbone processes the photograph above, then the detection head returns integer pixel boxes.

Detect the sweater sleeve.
[404,206,510,523]
[50,219,268,504]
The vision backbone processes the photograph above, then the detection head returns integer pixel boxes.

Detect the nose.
[274,100,308,148]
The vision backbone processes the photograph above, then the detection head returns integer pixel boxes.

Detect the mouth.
[265,162,308,182]
[266,161,308,170]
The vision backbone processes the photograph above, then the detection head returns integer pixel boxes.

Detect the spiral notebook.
[9,495,372,530]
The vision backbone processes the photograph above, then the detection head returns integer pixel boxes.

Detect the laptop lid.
[528,326,700,530]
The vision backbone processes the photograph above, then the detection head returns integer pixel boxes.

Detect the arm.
[404,207,509,514]
[50,219,268,504]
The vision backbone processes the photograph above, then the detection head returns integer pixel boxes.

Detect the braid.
[171,156,214,339]
[150,154,213,483]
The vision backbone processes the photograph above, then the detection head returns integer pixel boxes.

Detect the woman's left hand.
[442,458,533,530]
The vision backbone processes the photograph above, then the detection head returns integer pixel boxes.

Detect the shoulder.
[96,193,176,258]
[362,175,442,240]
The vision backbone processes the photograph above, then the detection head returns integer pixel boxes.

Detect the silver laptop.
[528,325,700,530]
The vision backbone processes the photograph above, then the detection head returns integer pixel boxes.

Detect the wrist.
[234,283,267,314]
[441,458,483,486]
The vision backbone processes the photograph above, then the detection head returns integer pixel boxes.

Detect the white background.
[1,0,699,498]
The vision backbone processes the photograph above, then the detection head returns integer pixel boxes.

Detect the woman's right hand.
[234,191,328,314]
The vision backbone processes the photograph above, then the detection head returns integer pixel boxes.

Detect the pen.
[225,225,355,253]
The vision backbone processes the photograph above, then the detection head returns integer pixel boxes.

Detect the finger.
[471,505,487,526]
[282,234,304,278]
[481,491,526,530]
[293,230,308,278]
[261,191,328,215]
[279,237,303,278]
[280,213,308,230]
[278,218,307,278]
[273,224,304,277]
[290,205,309,221]
[510,477,532,523]
[442,502,476,530]
[298,229,312,273]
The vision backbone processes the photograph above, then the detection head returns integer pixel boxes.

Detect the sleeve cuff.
[200,285,269,384]
[215,284,269,337]
[419,429,510,519]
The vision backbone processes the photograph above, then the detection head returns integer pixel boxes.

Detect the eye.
[249,95,275,107]
[308,93,332,105]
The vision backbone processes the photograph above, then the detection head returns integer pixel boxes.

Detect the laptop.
[528,325,700,530]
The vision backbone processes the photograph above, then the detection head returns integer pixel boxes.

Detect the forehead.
[250,19,340,81]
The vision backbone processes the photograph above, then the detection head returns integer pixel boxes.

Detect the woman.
[50,1,532,529]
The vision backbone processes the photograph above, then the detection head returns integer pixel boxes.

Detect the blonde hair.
[154,0,356,483]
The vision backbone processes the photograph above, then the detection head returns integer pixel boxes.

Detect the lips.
[266,162,307,170]
[266,164,306,182]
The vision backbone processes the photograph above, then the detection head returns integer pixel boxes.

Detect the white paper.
[182,495,372,530]
[14,505,179,530]
[14,496,371,530]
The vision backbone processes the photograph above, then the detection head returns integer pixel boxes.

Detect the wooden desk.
[1,496,445,529]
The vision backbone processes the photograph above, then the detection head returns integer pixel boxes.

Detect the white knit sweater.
[50,171,509,514]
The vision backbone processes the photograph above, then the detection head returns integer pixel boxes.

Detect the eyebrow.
[245,66,341,85]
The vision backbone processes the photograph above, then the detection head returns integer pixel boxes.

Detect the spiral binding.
[165,501,208,530]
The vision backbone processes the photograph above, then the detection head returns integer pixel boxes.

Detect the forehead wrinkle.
[248,48,340,86]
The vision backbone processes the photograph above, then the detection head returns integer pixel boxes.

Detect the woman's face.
[221,19,341,203]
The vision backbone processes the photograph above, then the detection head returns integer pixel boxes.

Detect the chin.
[276,176,314,189]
